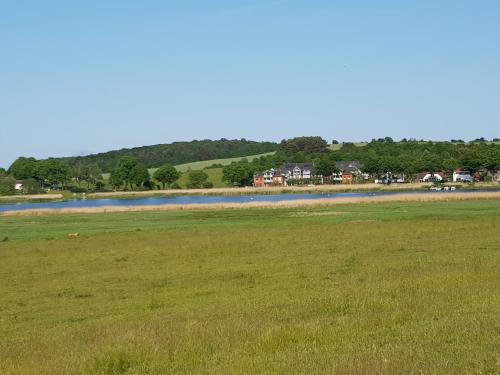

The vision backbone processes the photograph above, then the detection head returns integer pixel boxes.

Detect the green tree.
[442,158,459,174]
[0,168,6,177]
[315,157,339,176]
[153,164,180,189]
[0,177,16,196]
[8,157,38,179]
[23,178,40,194]
[279,137,328,155]
[112,156,141,190]
[35,159,70,188]
[186,170,209,189]
[130,163,151,188]
[222,162,253,186]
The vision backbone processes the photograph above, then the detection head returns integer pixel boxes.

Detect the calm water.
[1,189,496,213]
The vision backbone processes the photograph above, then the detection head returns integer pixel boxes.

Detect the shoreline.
[2,191,500,217]
[1,182,499,205]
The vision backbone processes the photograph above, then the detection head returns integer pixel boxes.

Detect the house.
[341,172,354,184]
[335,161,362,184]
[336,161,362,175]
[495,171,500,182]
[417,172,447,183]
[253,173,265,187]
[452,170,473,183]
[15,182,24,192]
[253,168,287,187]
[281,163,316,180]
[253,163,318,187]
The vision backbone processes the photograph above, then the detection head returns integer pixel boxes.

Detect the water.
[0,189,497,213]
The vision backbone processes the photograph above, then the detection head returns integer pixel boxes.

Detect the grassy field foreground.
[1,201,500,374]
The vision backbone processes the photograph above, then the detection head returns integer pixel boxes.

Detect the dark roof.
[335,161,361,173]
[282,163,315,172]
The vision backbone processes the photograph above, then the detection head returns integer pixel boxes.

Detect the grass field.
[1,201,500,374]
[176,167,226,188]
[171,152,277,173]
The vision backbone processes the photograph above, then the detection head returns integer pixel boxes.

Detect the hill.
[57,139,279,172]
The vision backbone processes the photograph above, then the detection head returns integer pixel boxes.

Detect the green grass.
[1,201,500,374]
[172,152,276,173]
[176,167,226,188]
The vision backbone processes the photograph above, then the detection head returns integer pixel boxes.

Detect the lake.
[1,189,497,213]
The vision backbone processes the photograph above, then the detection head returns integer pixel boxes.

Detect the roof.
[282,163,315,172]
[336,161,361,173]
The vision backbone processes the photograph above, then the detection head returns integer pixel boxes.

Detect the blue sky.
[1,0,499,168]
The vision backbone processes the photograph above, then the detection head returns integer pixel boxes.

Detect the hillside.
[57,139,278,172]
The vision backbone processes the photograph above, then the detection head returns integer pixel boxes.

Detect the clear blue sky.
[1,0,499,168]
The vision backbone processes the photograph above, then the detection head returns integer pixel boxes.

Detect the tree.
[186,170,209,189]
[23,178,40,194]
[315,157,339,176]
[442,158,459,174]
[222,162,253,186]
[112,156,141,190]
[0,177,15,196]
[8,157,38,179]
[279,137,328,155]
[153,164,180,189]
[130,163,151,188]
[35,159,70,188]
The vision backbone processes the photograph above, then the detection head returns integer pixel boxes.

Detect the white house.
[418,172,447,182]
[14,183,24,192]
[453,170,473,183]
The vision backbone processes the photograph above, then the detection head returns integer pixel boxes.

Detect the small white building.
[418,172,447,183]
[453,170,473,183]
[15,183,24,192]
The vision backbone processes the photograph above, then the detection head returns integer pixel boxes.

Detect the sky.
[1,0,499,168]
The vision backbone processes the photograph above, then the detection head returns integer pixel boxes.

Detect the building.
[253,163,317,187]
[452,170,473,183]
[253,168,287,187]
[336,161,362,175]
[417,172,447,183]
[281,163,316,180]
[341,172,354,184]
[335,161,362,184]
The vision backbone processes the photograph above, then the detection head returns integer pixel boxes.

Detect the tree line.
[54,139,279,172]
[222,137,500,186]
[1,155,214,195]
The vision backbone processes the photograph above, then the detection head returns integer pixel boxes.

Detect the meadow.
[1,201,500,374]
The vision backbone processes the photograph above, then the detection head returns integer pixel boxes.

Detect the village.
[253,161,500,187]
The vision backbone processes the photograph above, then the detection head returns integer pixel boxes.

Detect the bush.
[202,181,214,189]
[170,182,182,190]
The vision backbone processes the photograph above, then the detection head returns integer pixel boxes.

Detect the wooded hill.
[55,139,279,172]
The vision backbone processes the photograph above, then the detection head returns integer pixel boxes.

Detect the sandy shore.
[0,193,63,202]
[2,191,500,216]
